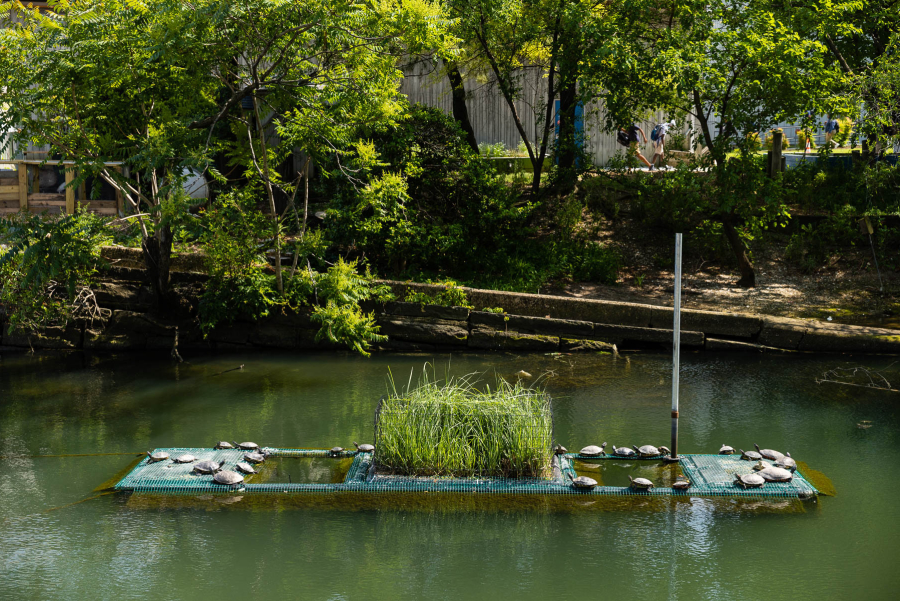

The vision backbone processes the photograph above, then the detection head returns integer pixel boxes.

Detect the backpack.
[650,124,662,142]
[834,120,840,133]
[617,130,630,147]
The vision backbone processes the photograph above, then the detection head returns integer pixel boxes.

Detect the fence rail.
[0,160,124,217]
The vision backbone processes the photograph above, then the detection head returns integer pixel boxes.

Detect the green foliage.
[745,132,762,152]
[404,281,472,308]
[481,307,506,314]
[834,118,853,147]
[796,130,817,150]
[0,211,110,332]
[376,368,553,478]
[784,207,858,273]
[324,105,536,283]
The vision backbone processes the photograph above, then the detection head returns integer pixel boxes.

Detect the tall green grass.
[375,369,553,478]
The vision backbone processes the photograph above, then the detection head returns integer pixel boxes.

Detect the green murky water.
[1,350,897,600]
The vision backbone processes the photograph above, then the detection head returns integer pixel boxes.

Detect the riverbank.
[1,247,898,355]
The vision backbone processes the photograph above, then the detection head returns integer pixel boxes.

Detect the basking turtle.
[774,452,797,473]
[753,463,793,482]
[734,473,765,489]
[719,444,735,455]
[754,444,785,463]
[580,443,606,457]
[353,442,375,453]
[214,441,234,450]
[235,462,256,474]
[611,445,636,458]
[740,448,762,461]
[567,473,598,490]
[212,470,244,486]
[554,445,568,456]
[633,445,661,458]
[193,459,225,474]
[329,446,344,457]
[233,442,259,451]
[244,451,266,464]
[629,475,654,490]
[171,453,196,464]
[146,451,169,463]
[672,476,691,490]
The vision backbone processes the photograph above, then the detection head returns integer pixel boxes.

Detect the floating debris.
[515,370,532,378]
[816,364,898,393]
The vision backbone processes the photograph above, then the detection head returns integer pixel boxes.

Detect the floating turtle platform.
[113,448,819,500]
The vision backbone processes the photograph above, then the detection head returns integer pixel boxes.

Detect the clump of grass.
[375,368,553,478]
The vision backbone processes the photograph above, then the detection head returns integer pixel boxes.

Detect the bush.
[745,132,762,152]
[0,210,110,332]
[835,118,853,147]
[375,369,553,478]
[796,130,817,150]
[784,206,858,273]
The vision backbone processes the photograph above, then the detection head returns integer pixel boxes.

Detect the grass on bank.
[375,370,554,479]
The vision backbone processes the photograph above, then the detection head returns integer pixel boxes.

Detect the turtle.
[235,462,256,474]
[753,463,793,482]
[212,470,244,486]
[214,441,234,450]
[611,445,636,458]
[629,475,654,490]
[719,444,735,455]
[566,473,598,490]
[244,451,266,464]
[554,444,568,456]
[633,445,661,458]
[672,476,691,490]
[754,444,785,463]
[233,441,259,451]
[580,443,606,457]
[171,453,197,464]
[734,473,765,489]
[146,451,169,463]
[353,441,375,453]
[774,452,797,473]
[193,459,225,474]
[740,448,762,461]
[329,446,344,457]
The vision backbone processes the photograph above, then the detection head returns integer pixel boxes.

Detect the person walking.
[824,114,838,147]
[620,123,652,169]
[651,120,677,169]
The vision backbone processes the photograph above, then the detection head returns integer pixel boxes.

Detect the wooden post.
[65,167,75,214]
[113,166,124,215]
[771,131,783,175]
[17,162,28,211]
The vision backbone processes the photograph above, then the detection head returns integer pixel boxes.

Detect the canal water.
[0,350,897,600]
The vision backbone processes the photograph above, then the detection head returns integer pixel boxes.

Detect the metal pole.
[670,233,683,459]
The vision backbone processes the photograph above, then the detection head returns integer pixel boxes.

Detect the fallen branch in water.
[816,364,899,392]
[211,364,244,377]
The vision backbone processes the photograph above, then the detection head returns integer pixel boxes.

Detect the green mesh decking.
[114,448,819,499]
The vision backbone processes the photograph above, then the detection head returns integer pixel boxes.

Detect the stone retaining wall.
[2,259,898,355]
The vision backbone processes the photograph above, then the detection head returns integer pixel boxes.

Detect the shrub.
[835,118,853,147]
[0,210,110,332]
[795,130,817,150]
[745,132,762,152]
[404,281,472,308]
[375,369,553,478]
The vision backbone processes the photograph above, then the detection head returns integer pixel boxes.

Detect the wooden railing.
[0,160,124,217]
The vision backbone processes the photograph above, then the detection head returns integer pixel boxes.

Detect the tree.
[591,1,836,286]
[0,0,452,305]
[0,0,215,304]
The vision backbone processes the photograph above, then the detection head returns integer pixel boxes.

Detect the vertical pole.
[65,167,75,214]
[772,131,783,175]
[17,162,28,211]
[671,233,683,458]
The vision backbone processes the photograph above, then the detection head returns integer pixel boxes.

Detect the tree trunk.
[142,224,173,301]
[721,216,755,287]
[556,79,578,193]
[446,62,478,154]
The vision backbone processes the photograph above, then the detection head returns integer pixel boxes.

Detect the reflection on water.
[1,350,898,600]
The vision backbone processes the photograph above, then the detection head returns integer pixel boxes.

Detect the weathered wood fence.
[0,160,124,217]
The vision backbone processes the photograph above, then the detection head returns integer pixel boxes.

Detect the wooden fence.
[0,160,124,217]
[399,62,675,165]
